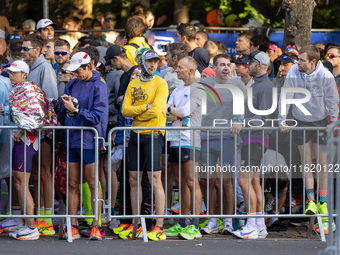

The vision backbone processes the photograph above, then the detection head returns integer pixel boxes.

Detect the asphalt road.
[0,235,328,255]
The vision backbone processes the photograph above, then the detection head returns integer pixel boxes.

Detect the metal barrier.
[319,121,340,255]
[106,126,334,243]
[0,126,100,243]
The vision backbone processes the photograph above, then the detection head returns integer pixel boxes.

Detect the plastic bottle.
[182,117,190,127]
[3,100,10,125]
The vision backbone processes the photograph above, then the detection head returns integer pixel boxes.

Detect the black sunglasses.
[61,69,73,74]
[54,51,69,56]
[105,18,115,22]
[281,55,298,64]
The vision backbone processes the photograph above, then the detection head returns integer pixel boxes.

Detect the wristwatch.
[73,108,79,115]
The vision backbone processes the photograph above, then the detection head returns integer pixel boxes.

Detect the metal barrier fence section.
[0,126,99,243]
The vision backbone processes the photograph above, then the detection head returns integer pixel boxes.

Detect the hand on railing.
[13,130,23,142]
[230,123,243,137]
[279,124,289,133]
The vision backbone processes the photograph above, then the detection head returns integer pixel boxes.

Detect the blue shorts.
[67,148,96,165]
[12,141,37,173]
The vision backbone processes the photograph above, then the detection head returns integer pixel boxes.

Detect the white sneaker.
[101,212,109,226]
[200,219,219,234]
[1,218,23,232]
[11,226,40,240]
[258,228,268,238]
[200,200,207,214]
[233,224,259,239]
[221,221,234,235]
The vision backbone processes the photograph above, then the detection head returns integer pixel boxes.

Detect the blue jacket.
[61,71,109,150]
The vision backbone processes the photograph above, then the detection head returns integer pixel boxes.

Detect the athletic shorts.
[67,148,96,165]
[168,148,200,163]
[12,141,37,173]
[161,136,170,154]
[241,142,267,169]
[127,132,162,172]
[293,117,328,146]
[201,138,235,168]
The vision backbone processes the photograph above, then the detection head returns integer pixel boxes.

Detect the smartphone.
[61,95,69,98]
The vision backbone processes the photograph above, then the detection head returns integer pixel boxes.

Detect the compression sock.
[319,190,327,204]
[44,208,53,225]
[306,189,315,202]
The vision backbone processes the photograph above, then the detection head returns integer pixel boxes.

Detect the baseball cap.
[5,60,30,75]
[243,18,262,28]
[144,50,160,61]
[37,19,56,30]
[243,51,270,66]
[231,54,250,64]
[104,45,126,66]
[277,53,298,64]
[66,52,91,71]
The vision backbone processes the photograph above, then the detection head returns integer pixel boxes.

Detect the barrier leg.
[307,217,315,239]
[132,217,138,239]
[317,216,326,242]
[58,217,65,240]
[66,217,73,243]
[140,216,148,243]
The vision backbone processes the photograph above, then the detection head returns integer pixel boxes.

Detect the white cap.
[37,19,56,30]
[66,52,92,71]
[5,60,30,75]
[243,18,262,28]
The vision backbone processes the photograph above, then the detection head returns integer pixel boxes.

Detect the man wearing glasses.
[325,45,340,87]
[61,51,109,240]
[279,45,339,234]
[54,39,71,111]
[103,13,119,44]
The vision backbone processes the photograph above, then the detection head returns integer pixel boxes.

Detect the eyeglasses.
[105,18,115,22]
[22,46,37,51]
[54,51,69,56]
[61,69,73,74]
[8,71,23,75]
[9,35,21,40]
[325,53,340,59]
[281,55,298,64]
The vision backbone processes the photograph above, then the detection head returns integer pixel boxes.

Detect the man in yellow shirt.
[121,49,168,241]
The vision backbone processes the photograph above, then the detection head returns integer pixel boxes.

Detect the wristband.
[146,104,148,110]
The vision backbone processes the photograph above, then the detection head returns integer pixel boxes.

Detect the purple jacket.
[61,71,109,149]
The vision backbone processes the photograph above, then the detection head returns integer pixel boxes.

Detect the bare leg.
[68,162,80,226]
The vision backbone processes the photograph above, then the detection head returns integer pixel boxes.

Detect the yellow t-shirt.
[123,37,151,65]
[122,76,168,135]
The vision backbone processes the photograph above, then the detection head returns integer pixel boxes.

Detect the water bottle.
[182,117,190,127]
[67,98,79,118]
[3,100,10,125]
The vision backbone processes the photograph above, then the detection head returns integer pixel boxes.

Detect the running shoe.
[0,218,23,233]
[118,224,143,239]
[200,200,207,215]
[200,219,219,234]
[258,228,268,238]
[233,224,259,239]
[112,223,130,235]
[217,218,224,232]
[305,200,317,215]
[288,218,309,227]
[78,221,91,231]
[312,221,336,234]
[164,223,184,237]
[147,226,166,241]
[221,221,234,235]
[63,226,81,240]
[199,219,209,229]
[178,225,202,240]
[89,225,102,240]
[319,202,329,222]
[37,221,55,236]
[80,225,105,237]
[171,202,179,214]
[12,226,40,240]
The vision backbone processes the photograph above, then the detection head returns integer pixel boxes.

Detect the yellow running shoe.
[118,224,143,239]
[113,223,130,235]
[38,221,55,235]
[147,226,166,241]
[305,200,317,215]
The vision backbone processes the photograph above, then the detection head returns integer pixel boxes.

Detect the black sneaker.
[78,221,91,231]
[267,220,288,232]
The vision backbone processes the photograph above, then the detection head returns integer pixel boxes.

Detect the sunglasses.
[9,35,21,40]
[22,46,37,51]
[105,18,115,22]
[281,55,298,64]
[61,69,73,74]
[54,51,69,56]
[325,53,340,59]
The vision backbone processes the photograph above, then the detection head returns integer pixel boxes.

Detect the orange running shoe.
[89,225,102,240]
[63,226,81,240]
[38,221,55,235]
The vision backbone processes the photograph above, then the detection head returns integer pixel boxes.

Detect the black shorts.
[127,132,162,172]
[241,142,267,169]
[293,117,328,146]
[168,148,200,163]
